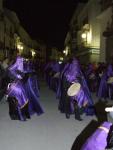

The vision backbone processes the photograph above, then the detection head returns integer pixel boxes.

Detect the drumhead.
[107,77,113,84]
[67,82,81,97]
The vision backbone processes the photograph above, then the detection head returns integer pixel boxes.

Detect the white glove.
[105,106,113,112]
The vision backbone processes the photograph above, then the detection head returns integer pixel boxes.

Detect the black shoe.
[75,116,83,121]
[66,114,70,119]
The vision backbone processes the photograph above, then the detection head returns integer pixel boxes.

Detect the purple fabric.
[8,56,44,116]
[57,58,94,114]
[49,61,60,90]
[64,58,94,109]
[86,64,94,76]
[64,59,81,82]
[7,81,28,108]
[97,64,113,99]
[44,62,52,72]
[61,63,70,78]
[24,75,44,115]
[9,56,24,79]
[107,64,113,77]
[56,63,70,99]
[81,121,112,150]
[97,72,108,99]
[23,59,34,73]
[52,62,60,73]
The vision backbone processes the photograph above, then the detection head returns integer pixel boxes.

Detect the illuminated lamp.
[63,50,66,54]
[81,33,87,39]
[31,50,36,57]
[20,46,23,50]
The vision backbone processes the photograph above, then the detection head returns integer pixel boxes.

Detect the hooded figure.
[81,121,112,150]
[58,57,94,120]
[65,58,94,116]
[97,64,113,100]
[7,55,44,121]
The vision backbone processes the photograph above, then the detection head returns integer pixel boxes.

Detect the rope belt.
[98,126,109,133]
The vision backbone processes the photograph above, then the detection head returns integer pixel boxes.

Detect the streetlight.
[63,50,66,54]
[31,49,36,57]
[81,33,87,39]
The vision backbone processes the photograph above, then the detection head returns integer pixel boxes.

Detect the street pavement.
[0,80,112,150]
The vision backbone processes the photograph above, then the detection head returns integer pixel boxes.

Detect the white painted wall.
[77,0,101,49]
[97,7,112,62]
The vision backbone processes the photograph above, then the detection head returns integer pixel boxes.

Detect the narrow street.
[0,79,98,150]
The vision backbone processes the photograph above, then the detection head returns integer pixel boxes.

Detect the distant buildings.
[45,46,64,63]
[65,0,113,63]
[0,0,46,64]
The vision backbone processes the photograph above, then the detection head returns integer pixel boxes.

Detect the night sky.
[4,0,87,49]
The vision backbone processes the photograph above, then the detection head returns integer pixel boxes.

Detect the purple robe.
[24,75,44,115]
[97,72,108,99]
[81,121,112,150]
[85,64,94,76]
[8,56,44,117]
[44,61,53,87]
[8,56,28,110]
[97,64,113,99]
[107,64,113,77]
[52,61,60,73]
[64,59,94,112]
[49,61,60,91]
[56,62,70,99]
[9,56,24,79]
[7,80,28,109]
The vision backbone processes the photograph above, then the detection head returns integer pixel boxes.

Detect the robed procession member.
[49,60,61,92]
[95,62,106,94]
[44,61,54,88]
[58,57,95,120]
[97,63,113,101]
[81,121,113,150]
[106,64,113,100]
[7,51,44,121]
[85,63,97,93]
[57,58,73,118]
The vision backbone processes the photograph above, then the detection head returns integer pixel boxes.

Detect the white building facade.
[68,0,101,63]
[66,0,113,63]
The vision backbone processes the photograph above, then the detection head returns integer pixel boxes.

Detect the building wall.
[69,0,101,63]
[18,26,32,51]
[0,0,3,10]
[97,7,112,62]
[0,20,4,47]
[4,16,15,48]
[89,0,101,49]
[0,0,3,48]
[77,0,101,49]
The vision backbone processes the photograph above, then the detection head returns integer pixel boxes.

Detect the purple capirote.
[81,121,112,150]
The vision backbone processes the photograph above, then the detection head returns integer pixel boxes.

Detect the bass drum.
[67,82,81,97]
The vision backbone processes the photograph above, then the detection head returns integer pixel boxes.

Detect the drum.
[107,77,113,84]
[53,72,60,78]
[67,82,81,97]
